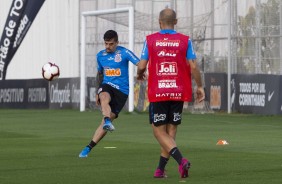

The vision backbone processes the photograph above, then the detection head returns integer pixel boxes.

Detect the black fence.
[231,74,282,115]
[0,78,80,109]
[205,73,282,115]
[1,75,282,114]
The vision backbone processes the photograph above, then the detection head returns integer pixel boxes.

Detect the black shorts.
[149,101,184,126]
[98,84,128,118]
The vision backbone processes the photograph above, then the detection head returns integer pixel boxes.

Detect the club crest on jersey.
[114,54,122,62]
[157,62,178,76]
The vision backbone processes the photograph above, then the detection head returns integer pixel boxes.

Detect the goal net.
[79,0,282,114]
[80,5,212,113]
[80,7,135,112]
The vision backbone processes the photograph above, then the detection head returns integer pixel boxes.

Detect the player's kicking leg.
[79,119,109,158]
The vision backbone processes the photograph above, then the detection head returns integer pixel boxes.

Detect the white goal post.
[80,7,135,112]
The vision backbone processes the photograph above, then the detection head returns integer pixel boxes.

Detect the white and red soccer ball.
[42,62,60,81]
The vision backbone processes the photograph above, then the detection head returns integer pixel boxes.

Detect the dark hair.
[103,30,118,42]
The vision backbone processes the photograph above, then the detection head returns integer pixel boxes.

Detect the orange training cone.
[216,139,229,145]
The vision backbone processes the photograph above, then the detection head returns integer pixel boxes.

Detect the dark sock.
[87,140,96,150]
[169,147,183,165]
[157,156,169,171]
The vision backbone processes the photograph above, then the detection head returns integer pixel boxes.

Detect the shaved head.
[159,8,177,25]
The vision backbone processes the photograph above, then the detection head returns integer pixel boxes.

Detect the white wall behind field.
[0,0,80,79]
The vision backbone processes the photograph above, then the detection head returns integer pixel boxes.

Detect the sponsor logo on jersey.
[105,68,121,76]
[114,54,122,62]
[157,62,178,76]
[106,82,120,90]
[158,79,178,88]
[153,113,166,123]
[157,50,177,57]
[155,93,182,98]
[156,40,180,47]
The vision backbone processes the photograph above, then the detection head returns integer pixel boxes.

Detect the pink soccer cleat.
[178,158,191,178]
[154,168,167,178]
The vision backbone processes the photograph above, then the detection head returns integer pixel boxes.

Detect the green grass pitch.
[1,109,282,184]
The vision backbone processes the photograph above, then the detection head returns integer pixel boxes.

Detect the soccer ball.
[42,62,60,81]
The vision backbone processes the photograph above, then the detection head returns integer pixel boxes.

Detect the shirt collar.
[159,29,177,34]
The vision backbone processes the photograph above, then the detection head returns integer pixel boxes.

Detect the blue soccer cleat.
[103,118,115,132]
[79,146,91,158]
